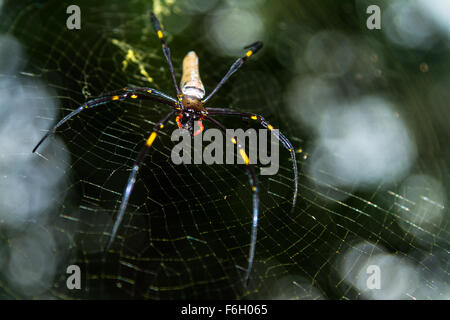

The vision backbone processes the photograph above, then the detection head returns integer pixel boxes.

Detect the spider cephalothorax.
[32,12,298,286]
[181,95,204,111]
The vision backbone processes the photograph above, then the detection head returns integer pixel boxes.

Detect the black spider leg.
[105,109,176,251]
[204,115,259,287]
[32,87,177,153]
[202,41,263,104]
[150,12,183,105]
[206,108,298,213]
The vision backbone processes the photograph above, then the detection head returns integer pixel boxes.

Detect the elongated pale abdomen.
[181,51,205,99]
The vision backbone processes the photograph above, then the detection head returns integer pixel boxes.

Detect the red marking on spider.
[176,115,204,136]
[193,120,204,136]
[176,115,183,129]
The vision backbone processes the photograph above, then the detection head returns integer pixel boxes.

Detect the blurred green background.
[0,0,448,299]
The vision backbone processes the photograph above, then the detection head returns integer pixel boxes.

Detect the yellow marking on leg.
[131,94,138,99]
[250,115,257,120]
[252,186,256,192]
[146,132,158,147]
[112,96,120,100]
[239,148,250,165]
[267,124,274,131]
[147,89,152,93]
[246,50,253,57]
[231,138,237,145]
[157,30,163,39]
[84,105,88,109]
[159,124,164,129]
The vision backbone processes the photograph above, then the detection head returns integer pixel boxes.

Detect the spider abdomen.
[181,51,205,100]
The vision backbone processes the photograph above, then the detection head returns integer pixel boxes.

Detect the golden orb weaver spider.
[33,12,298,285]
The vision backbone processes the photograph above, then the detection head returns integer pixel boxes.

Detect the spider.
[33,12,298,285]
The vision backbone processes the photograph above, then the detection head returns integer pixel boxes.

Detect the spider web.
[0,0,448,299]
